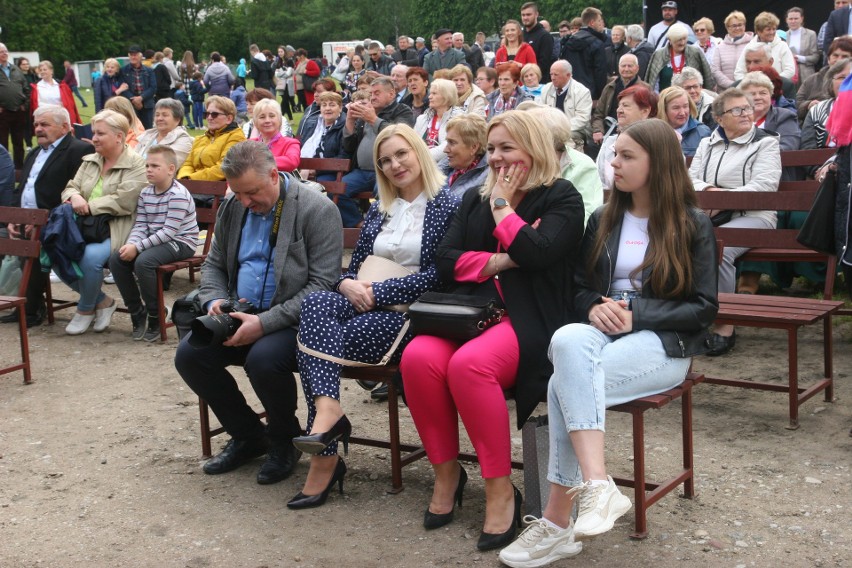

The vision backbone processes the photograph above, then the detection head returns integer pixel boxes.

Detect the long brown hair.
[588,119,698,299]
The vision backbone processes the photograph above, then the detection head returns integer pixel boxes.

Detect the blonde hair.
[374,124,445,215]
[725,11,746,27]
[666,23,690,41]
[520,63,542,82]
[205,95,236,118]
[104,96,138,130]
[693,17,715,35]
[251,98,282,129]
[429,78,459,107]
[739,71,774,93]
[445,114,487,156]
[754,11,780,32]
[481,110,559,197]
[449,64,473,84]
[104,58,120,72]
[38,60,54,71]
[92,109,130,136]
[526,105,572,153]
[658,86,698,120]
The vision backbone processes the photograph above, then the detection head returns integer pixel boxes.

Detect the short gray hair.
[155,97,185,122]
[672,66,704,86]
[743,43,772,59]
[372,76,396,92]
[33,104,71,128]
[711,88,754,118]
[739,71,774,92]
[551,59,573,74]
[221,141,277,179]
[625,24,645,43]
[667,23,690,41]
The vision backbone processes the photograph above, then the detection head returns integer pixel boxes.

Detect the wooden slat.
[779,148,835,167]
[696,191,817,211]
[712,227,802,249]
[298,157,351,175]
[0,206,49,226]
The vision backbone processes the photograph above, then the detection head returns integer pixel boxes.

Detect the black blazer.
[435,179,585,427]
[823,6,852,52]
[12,135,94,210]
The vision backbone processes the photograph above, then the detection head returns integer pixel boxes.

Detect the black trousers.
[175,327,301,445]
[108,240,195,316]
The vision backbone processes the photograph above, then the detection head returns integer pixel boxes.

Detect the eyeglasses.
[376,147,413,170]
[694,28,707,33]
[728,23,745,28]
[683,84,702,91]
[721,105,754,117]
[203,111,226,119]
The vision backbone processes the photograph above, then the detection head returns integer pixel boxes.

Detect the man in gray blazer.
[175,141,342,486]
[786,7,821,83]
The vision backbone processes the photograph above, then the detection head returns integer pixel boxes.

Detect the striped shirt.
[128,180,198,252]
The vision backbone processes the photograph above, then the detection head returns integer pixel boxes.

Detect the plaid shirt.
[130,65,144,95]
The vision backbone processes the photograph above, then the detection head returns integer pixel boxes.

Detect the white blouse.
[372,193,427,271]
[37,80,62,106]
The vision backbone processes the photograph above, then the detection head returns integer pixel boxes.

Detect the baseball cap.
[661,1,678,8]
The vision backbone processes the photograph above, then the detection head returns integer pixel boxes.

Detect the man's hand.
[358,103,378,125]
[118,244,138,261]
[592,131,604,144]
[130,96,143,110]
[222,312,264,346]
[7,223,20,238]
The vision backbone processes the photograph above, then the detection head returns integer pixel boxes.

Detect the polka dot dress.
[296,189,460,456]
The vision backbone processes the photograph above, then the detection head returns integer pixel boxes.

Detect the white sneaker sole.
[499,541,583,568]
[574,493,632,538]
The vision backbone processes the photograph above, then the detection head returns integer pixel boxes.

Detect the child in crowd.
[108,146,198,342]
[174,82,192,127]
[230,77,248,125]
[188,72,207,129]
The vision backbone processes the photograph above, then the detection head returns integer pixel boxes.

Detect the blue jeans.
[60,239,111,312]
[192,102,205,128]
[546,324,691,486]
[338,168,376,227]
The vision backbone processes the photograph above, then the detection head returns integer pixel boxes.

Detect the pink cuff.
[492,213,526,248]
[455,251,494,283]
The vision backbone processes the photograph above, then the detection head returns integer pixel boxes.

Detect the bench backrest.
[181,179,228,256]
[0,206,50,297]
[298,157,352,200]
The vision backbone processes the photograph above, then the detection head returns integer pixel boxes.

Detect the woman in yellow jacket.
[60,109,147,335]
[178,95,246,181]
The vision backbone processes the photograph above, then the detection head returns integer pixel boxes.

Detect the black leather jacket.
[574,206,719,357]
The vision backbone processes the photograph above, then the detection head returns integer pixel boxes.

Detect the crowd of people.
[1,1,852,566]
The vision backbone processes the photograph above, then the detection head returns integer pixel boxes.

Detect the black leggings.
[279,89,294,120]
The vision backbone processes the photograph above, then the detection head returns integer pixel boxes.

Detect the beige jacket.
[61,146,147,251]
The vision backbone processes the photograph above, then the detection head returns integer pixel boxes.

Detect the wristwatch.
[492,197,509,209]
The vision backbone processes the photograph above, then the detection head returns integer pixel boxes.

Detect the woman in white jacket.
[733,12,795,81]
[414,79,464,163]
[688,88,781,356]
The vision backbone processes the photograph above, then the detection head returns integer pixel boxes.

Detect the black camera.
[188,299,258,348]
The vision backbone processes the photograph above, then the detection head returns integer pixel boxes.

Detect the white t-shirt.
[610,211,649,292]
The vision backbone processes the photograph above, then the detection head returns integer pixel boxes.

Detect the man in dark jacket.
[121,45,157,129]
[625,24,655,80]
[822,3,852,53]
[3,105,93,327]
[249,44,274,91]
[454,33,485,71]
[366,42,396,76]
[560,7,609,99]
[392,36,420,67]
[521,2,555,82]
[340,77,414,227]
[0,43,31,168]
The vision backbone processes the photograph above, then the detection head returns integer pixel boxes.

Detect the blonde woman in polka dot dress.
[287,124,461,509]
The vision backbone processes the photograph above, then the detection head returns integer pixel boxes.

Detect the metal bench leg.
[629,408,648,539]
[386,379,405,494]
[199,398,213,458]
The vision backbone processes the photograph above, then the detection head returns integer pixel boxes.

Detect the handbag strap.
[297,319,410,367]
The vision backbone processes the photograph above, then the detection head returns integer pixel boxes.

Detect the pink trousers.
[400,319,519,478]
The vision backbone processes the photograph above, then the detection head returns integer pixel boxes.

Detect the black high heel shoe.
[476,485,523,552]
[423,466,468,530]
[292,415,352,455]
[286,457,347,509]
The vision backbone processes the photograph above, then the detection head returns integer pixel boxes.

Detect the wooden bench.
[154,179,228,341]
[694,189,844,428]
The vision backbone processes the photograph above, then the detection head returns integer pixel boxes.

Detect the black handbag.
[171,289,203,340]
[710,210,734,227]
[408,291,504,342]
[75,214,113,243]
[797,170,837,255]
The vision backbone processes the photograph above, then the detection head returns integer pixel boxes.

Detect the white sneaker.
[93,301,117,332]
[49,272,61,284]
[570,476,632,538]
[103,271,115,284]
[66,312,95,335]
[498,516,583,568]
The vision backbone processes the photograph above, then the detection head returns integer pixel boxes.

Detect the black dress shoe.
[202,437,267,475]
[257,443,302,485]
[2,307,45,328]
[0,309,19,323]
[424,466,468,530]
[706,331,736,356]
[476,485,523,551]
[292,415,352,455]
[286,457,347,509]
[25,310,45,328]
[370,384,389,401]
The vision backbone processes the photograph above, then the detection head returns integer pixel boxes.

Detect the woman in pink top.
[711,11,754,90]
[250,98,301,171]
